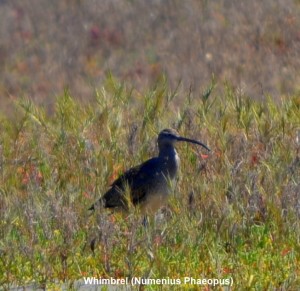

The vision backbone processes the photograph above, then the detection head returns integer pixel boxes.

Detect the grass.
[0,76,300,290]
[1,0,300,108]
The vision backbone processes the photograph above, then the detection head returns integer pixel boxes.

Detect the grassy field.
[1,76,300,290]
[1,0,299,112]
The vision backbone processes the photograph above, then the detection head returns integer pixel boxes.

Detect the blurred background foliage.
[0,0,299,113]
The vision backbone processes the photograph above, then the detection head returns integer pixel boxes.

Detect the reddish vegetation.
[0,0,299,113]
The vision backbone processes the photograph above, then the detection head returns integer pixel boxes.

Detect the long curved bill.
[177,136,211,152]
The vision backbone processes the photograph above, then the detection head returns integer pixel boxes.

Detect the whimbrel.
[89,129,210,214]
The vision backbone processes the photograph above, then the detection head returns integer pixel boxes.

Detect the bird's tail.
[88,198,104,212]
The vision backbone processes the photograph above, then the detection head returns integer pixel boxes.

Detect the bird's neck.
[158,145,180,178]
[158,144,177,159]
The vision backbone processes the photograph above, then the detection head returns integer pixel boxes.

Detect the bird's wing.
[110,164,142,188]
[102,157,162,208]
[130,158,162,204]
[102,164,142,208]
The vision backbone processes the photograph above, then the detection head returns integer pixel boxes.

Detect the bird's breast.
[162,150,179,179]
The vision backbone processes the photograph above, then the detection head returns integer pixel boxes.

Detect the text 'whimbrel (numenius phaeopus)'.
[89,128,210,214]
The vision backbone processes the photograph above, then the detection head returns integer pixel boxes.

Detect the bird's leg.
[142,215,149,227]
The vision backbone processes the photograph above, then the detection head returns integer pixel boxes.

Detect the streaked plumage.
[89,128,210,214]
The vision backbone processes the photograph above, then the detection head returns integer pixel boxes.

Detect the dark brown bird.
[89,129,210,214]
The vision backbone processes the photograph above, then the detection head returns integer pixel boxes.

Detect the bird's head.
[157,128,210,151]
